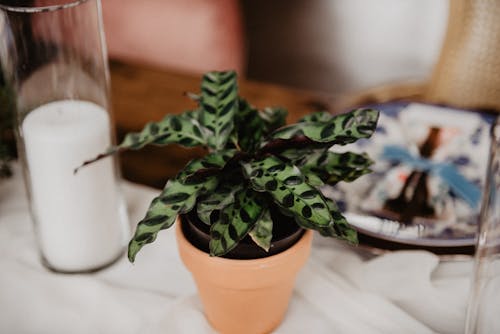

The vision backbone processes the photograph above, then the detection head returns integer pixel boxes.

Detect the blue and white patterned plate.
[323,102,497,247]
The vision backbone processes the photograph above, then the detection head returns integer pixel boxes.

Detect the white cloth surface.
[0,165,473,334]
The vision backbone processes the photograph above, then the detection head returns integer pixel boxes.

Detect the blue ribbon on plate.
[381,145,481,208]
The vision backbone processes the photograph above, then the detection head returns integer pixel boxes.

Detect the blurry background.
[102,0,448,95]
[241,0,448,94]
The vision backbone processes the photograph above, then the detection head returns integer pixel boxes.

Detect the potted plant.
[84,70,379,334]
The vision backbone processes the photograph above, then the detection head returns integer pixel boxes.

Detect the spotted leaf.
[200,71,238,150]
[233,99,265,152]
[304,173,325,187]
[298,150,373,185]
[260,106,287,133]
[232,100,287,152]
[270,108,379,145]
[278,148,314,162]
[319,197,358,244]
[77,111,206,170]
[242,156,332,227]
[298,111,333,123]
[277,148,324,185]
[197,183,243,225]
[126,113,206,148]
[209,188,265,256]
[128,175,218,262]
[177,149,237,182]
[290,196,357,244]
[249,209,273,252]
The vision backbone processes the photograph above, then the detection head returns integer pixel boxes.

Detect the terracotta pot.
[176,219,313,334]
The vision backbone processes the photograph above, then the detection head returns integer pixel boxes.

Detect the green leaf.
[298,111,332,123]
[304,173,325,187]
[197,183,243,225]
[122,112,206,149]
[270,108,379,145]
[76,111,207,170]
[209,188,265,256]
[128,175,218,262]
[249,209,273,252]
[277,148,325,186]
[177,149,237,182]
[242,156,333,227]
[200,71,239,150]
[278,148,314,162]
[260,107,287,133]
[298,150,373,185]
[231,101,287,152]
[233,99,265,152]
[320,197,358,244]
[289,196,357,244]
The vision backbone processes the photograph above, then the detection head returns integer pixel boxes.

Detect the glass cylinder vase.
[465,117,500,333]
[0,0,129,273]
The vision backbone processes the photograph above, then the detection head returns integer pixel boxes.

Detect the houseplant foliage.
[84,71,379,261]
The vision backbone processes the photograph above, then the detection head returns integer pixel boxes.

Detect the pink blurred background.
[103,0,448,95]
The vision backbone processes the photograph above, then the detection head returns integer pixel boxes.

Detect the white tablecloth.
[0,165,473,334]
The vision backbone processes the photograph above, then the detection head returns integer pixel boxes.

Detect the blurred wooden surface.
[110,61,337,189]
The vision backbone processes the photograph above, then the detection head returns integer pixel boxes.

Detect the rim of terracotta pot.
[176,217,313,289]
[181,212,305,259]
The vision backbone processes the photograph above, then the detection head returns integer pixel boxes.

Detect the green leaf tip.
[200,71,239,150]
[270,108,379,145]
[249,210,273,252]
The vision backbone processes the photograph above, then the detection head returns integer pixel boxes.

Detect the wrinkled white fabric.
[0,165,472,333]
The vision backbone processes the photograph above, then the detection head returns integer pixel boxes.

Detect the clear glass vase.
[465,117,500,333]
[0,0,129,273]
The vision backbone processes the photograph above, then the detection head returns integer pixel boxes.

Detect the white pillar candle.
[22,100,128,272]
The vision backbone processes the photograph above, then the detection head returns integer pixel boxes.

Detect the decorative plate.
[323,102,497,248]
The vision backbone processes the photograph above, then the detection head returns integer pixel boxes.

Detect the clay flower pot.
[176,220,313,334]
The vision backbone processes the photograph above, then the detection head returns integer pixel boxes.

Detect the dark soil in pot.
[180,207,304,259]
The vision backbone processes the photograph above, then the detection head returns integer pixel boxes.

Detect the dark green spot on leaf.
[265,180,278,191]
[302,206,312,218]
[283,193,294,207]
